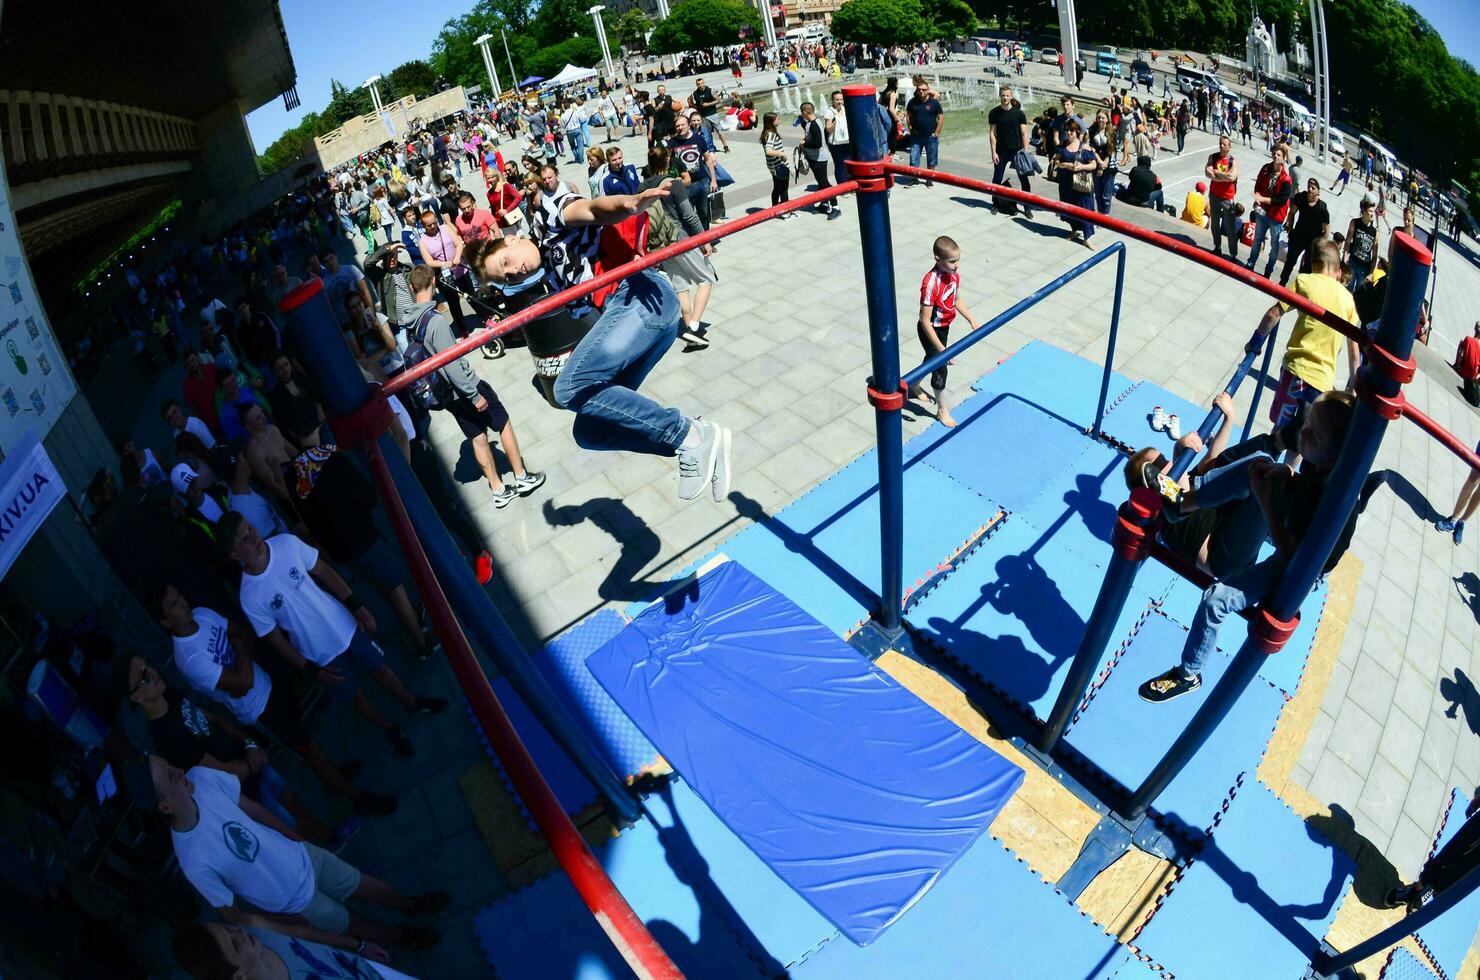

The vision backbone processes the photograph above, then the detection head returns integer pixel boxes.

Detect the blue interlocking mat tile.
[908,516,1163,721]
[1416,789,1480,979]
[588,561,1024,947]
[534,608,660,779]
[1063,611,1284,835]
[479,678,598,820]
[791,832,1133,979]
[1132,780,1354,979]
[970,339,1135,430]
[1381,947,1441,980]
[1099,381,1208,455]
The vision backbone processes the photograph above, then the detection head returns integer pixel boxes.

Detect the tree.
[830,0,931,47]
[325,79,374,126]
[921,0,977,39]
[614,8,652,52]
[386,60,437,101]
[532,0,596,46]
[647,0,763,55]
[526,36,605,78]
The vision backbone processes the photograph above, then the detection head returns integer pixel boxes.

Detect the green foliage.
[614,8,652,51]
[647,0,763,54]
[527,36,606,78]
[325,79,374,126]
[830,0,930,47]
[921,0,977,38]
[386,60,438,100]
[532,0,595,45]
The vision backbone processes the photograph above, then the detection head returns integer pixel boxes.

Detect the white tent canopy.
[542,64,598,88]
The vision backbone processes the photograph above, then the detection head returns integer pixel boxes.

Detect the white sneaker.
[1151,405,1167,431]
[1166,414,1181,440]
[677,420,721,501]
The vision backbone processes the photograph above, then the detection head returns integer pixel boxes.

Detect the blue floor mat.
[1063,611,1285,835]
[1132,780,1354,979]
[534,608,660,779]
[716,450,1000,635]
[904,390,1096,513]
[790,833,1135,980]
[1416,789,1480,979]
[970,340,1134,430]
[1381,948,1440,980]
[478,678,598,820]
[473,799,768,980]
[1098,381,1207,452]
[587,561,1025,947]
[907,516,1163,721]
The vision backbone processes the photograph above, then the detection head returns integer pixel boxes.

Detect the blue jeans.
[553,270,687,455]
[1180,557,1286,676]
[567,129,586,164]
[909,135,939,172]
[687,175,713,228]
[1247,211,1284,273]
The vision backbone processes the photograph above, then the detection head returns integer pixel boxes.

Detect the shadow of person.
[542,497,664,602]
[1379,468,1440,523]
[1454,572,1480,626]
[1439,667,1480,736]
[984,551,1085,658]
[1060,469,1121,548]
[1306,804,1404,909]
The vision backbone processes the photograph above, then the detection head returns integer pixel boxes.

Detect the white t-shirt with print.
[172,607,273,725]
[239,534,356,666]
[172,767,314,915]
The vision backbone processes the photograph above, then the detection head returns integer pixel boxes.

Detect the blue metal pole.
[1123,234,1432,822]
[278,281,642,825]
[1312,861,1480,974]
[1037,487,1161,753]
[1242,323,1279,445]
[1090,247,1127,438]
[1167,345,1262,482]
[844,85,904,635]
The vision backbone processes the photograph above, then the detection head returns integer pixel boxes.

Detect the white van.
[1176,65,1229,97]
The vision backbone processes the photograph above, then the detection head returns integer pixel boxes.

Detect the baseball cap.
[170,463,198,496]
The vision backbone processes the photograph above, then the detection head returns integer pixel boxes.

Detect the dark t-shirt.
[668,133,708,180]
[149,690,242,771]
[653,100,677,139]
[1123,164,1160,204]
[906,96,943,138]
[988,105,1027,154]
[1289,195,1330,241]
[694,85,719,117]
[290,451,380,563]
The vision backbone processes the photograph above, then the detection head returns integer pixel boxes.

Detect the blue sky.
[248,0,1480,153]
[245,0,478,152]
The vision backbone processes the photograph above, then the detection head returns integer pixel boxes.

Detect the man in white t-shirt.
[162,398,217,450]
[148,757,446,948]
[220,512,446,759]
[150,582,397,816]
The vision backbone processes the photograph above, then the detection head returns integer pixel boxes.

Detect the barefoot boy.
[910,236,979,427]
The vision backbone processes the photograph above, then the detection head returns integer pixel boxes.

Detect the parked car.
[1130,59,1153,86]
[1039,46,1058,65]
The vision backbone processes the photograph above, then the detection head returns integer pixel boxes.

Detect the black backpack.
[400,306,454,409]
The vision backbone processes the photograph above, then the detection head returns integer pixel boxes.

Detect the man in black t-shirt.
[1279,179,1331,287]
[987,85,1034,217]
[691,79,730,153]
[1117,156,1166,211]
[650,85,677,146]
[668,113,719,229]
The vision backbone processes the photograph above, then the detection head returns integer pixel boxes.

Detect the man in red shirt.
[1246,145,1294,278]
[1205,134,1240,261]
[182,348,223,438]
[453,191,500,245]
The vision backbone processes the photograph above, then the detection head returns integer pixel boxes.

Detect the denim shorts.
[323,629,386,702]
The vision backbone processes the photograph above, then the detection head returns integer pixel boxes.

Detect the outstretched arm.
[561,182,673,227]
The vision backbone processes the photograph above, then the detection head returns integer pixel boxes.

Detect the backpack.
[644,201,680,252]
[400,306,454,409]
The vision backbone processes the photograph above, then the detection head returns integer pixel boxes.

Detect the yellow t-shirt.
[1281,272,1359,391]
[1181,192,1207,227]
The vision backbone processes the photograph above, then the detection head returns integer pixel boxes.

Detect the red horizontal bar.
[383,182,858,397]
[365,440,683,980]
[1402,400,1480,471]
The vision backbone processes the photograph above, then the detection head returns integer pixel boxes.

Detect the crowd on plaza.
[29,20,1478,977]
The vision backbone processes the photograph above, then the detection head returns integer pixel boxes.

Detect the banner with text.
[0,431,66,581]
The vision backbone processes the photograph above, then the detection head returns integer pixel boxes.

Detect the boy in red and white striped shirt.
[911,236,979,427]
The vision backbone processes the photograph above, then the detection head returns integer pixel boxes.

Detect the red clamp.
[1111,487,1162,562]
[1354,373,1407,421]
[1248,607,1300,654]
[1364,343,1416,385]
[866,380,909,412]
[844,158,893,192]
[328,385,395,450]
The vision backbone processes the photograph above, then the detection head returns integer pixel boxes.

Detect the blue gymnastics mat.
[478,678,598,819]
[1063,611,1285,835]
[474,784,772,980]
[970,340,1134,429]
[1132,780,1354,979]
[587,560,1025,946]
[1381,948,1440,980]
[714,449,1000,635]
[1098,380,1208,452]
[1416,789,1480,979]
[534,608,660,779]
[1157,573,1329,699]
[907,516,1164,721]
[904,389,1097,513]
[790,832,1139,980]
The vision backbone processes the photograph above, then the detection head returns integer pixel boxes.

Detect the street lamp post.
[501,30,519,91]
[588,6,615,80]
[363,74,385,115]
[474,33,503,100]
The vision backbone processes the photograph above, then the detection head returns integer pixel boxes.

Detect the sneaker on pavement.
[1456,520,1466,545]
[411,696,449,716]
[1138,667,1202,703]
[414,632,441,662]
[474,551,494,585]
[352,791,398,816]
[386,726,415,758]
[510,470,546,496]
[329,817,362,853]
[1437,517,1456,533]
[677,420,722,501]
[711,425,733,502]
[679,326,709,349]
[490,484,517,509]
